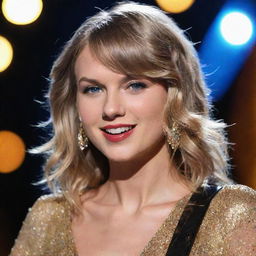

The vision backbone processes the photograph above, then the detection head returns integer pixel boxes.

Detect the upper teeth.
[105,126,133,134]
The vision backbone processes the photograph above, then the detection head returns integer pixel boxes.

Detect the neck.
[99,145,190,213]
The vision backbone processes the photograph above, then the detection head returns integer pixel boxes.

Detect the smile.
[101,124,136,142]
[104,126,133,134]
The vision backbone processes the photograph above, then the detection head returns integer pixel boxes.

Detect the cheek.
[129,93,167,122]
[77,98,102,125]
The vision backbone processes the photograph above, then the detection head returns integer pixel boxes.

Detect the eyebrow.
[77,75,133,86]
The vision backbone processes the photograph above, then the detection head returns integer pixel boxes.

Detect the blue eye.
[83,86,102,94]
[128,82,147,91]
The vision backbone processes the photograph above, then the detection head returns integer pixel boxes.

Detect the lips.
[100,124,136,142]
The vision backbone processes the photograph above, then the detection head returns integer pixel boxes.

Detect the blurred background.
[0,0,255,255]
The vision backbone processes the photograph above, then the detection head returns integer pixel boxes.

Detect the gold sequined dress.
[10,185,256,256]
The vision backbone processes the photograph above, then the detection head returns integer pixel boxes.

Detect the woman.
[10,2,255,256]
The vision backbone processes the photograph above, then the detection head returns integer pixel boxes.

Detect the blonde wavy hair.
[35,1,231,209]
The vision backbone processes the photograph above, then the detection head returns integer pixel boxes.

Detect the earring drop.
[77,121,89,150]
[166,122,181,150]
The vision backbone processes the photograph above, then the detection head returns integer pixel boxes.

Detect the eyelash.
[82,86,102,94]
[127,82,147,91]
[81,81,147,94]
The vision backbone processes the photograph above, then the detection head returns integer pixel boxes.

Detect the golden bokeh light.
[0,131,26,173]
[0,36,13,72]
[156,0,195,13]
[2,0,43,25]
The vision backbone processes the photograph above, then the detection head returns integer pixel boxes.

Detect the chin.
[102,149,137,163]
[106,154,134,163]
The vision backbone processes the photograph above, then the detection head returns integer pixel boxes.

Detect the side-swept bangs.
[86,8,181,82]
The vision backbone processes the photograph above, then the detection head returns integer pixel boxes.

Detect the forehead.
[75,46,98,72]
[74,46,127,83]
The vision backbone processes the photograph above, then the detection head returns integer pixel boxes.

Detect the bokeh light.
[156,0,195,13]
[0,36,13,72]
[220,12,253,45]
[0,131,26,173]
[2,0,43,25]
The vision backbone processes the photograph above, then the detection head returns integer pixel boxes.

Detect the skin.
[72,46,190,256]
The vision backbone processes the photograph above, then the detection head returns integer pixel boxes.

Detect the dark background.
[0,0,255,255]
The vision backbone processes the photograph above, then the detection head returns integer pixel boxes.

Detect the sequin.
[10,185,256,256]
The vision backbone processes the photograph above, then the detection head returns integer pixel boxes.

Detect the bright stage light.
[156,0,195,13]
[220,12,253,45]
[0,131,26,173]
[2,0,43,25]
[0,36,13,72]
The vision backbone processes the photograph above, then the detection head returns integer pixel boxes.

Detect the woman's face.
[75,46,168,163]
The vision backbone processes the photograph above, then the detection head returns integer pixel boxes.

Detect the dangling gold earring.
[77,121,89,150]
[166,122,181,150]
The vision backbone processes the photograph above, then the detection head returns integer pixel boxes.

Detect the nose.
[102,91,125,120]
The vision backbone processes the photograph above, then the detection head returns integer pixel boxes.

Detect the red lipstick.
[101,124,136,142]
[101,124,135,129]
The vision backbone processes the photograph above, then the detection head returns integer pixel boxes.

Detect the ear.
[77,111,82,122]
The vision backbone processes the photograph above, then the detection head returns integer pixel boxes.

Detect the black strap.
[165,185,222,256]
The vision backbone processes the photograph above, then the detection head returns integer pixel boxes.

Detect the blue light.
[220,12,253,45]
[199,0,256,101]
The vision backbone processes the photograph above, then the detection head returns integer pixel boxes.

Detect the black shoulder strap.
[165,185,222,256]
